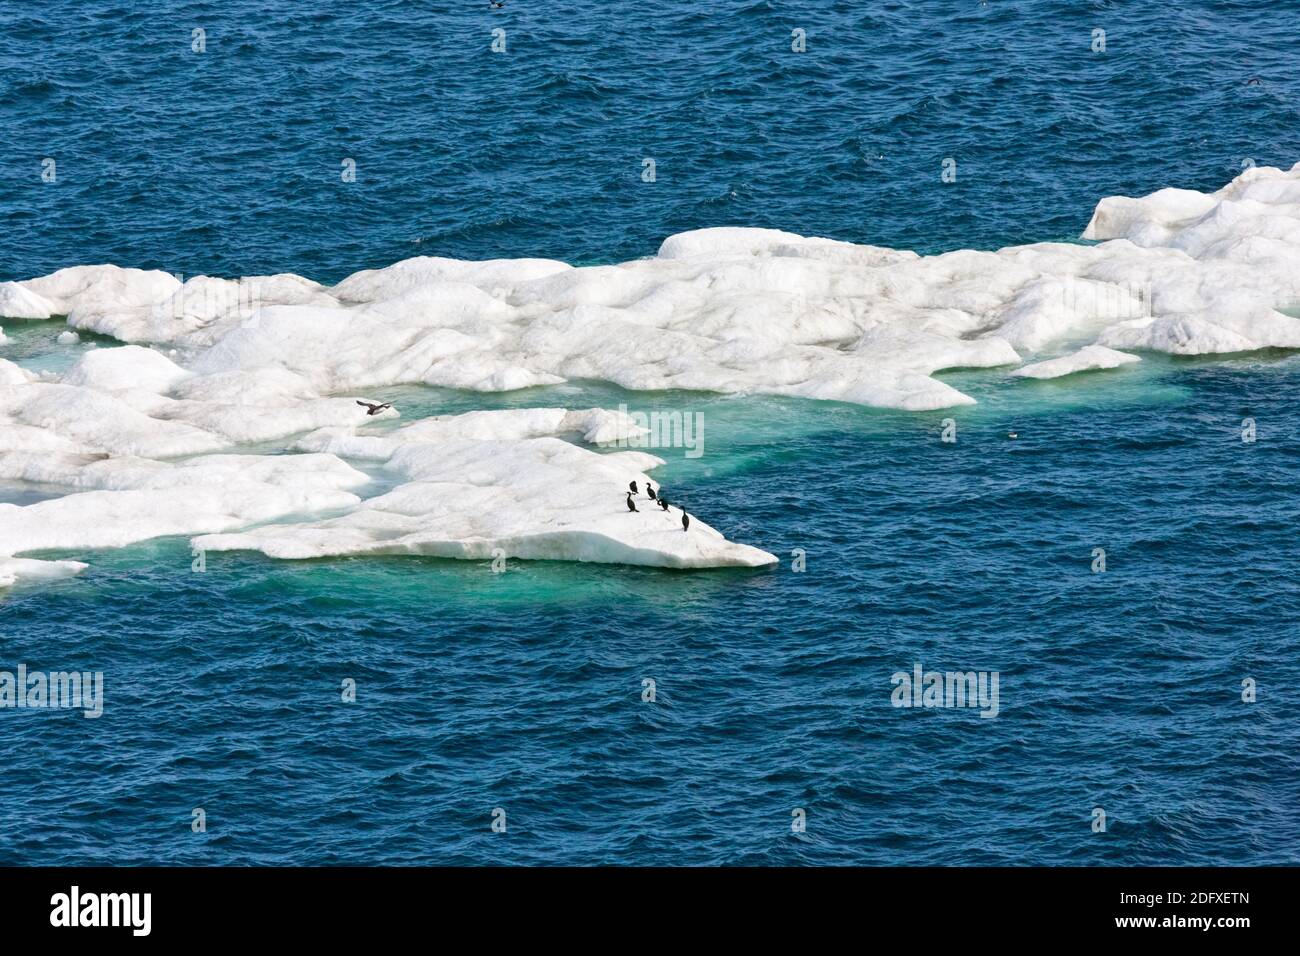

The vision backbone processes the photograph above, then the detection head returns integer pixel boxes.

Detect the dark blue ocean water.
[3,0,1300,278]
[2,1,1299,866]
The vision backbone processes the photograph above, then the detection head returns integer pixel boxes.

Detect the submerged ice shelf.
[3,162,1300,586]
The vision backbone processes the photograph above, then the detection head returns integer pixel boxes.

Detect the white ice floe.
[0,359,32,384]
[61,344,191,393]
[5,163,1300,409]
[198,425,774,569]
[0,264,180,321]
[5,163,1300,584]
[293,407,647,460]
[0,556,88,589]
[1010,345,1141,380]
[0,453,368,554]
[0,353,768,580]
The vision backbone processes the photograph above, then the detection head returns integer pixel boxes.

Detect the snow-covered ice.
[0,345,771,582]
[0,556,87,589]
[6,163,1300,406]
[196,432,774,569]
[4,162,1300,585]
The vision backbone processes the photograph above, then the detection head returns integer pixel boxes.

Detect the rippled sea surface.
[2,1,1299,865]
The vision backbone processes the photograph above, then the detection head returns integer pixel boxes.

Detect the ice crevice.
[4,162,1300,585]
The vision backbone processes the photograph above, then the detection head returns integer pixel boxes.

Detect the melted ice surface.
[3,163,1299,585]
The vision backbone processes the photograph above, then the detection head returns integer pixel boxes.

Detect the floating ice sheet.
[4,163,1300,584]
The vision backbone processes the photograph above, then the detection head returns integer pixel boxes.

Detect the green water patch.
[352,368,1198,485]
[18,535,777,614]
[1164,347,1300,372]
[0,318,123,375]
[933,353,1192,425]
[337,379,881,487]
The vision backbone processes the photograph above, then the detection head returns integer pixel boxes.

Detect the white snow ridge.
[4,162,1300,586]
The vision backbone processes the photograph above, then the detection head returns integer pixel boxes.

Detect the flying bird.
[357,401,393,416]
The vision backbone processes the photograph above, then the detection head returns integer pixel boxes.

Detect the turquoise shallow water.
[2,0,1300,865]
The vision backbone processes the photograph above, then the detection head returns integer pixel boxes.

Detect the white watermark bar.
[0,664,104,718]
[49,887,150,936]
[891,662,999,718]
[614,403,705,459]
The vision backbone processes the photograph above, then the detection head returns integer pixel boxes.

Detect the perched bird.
[629,480,638,494]
[626,492,638,513]
[647,485,657,500]
[658,497,669,512]
[681,512,690,532]
[357,401,393,416]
